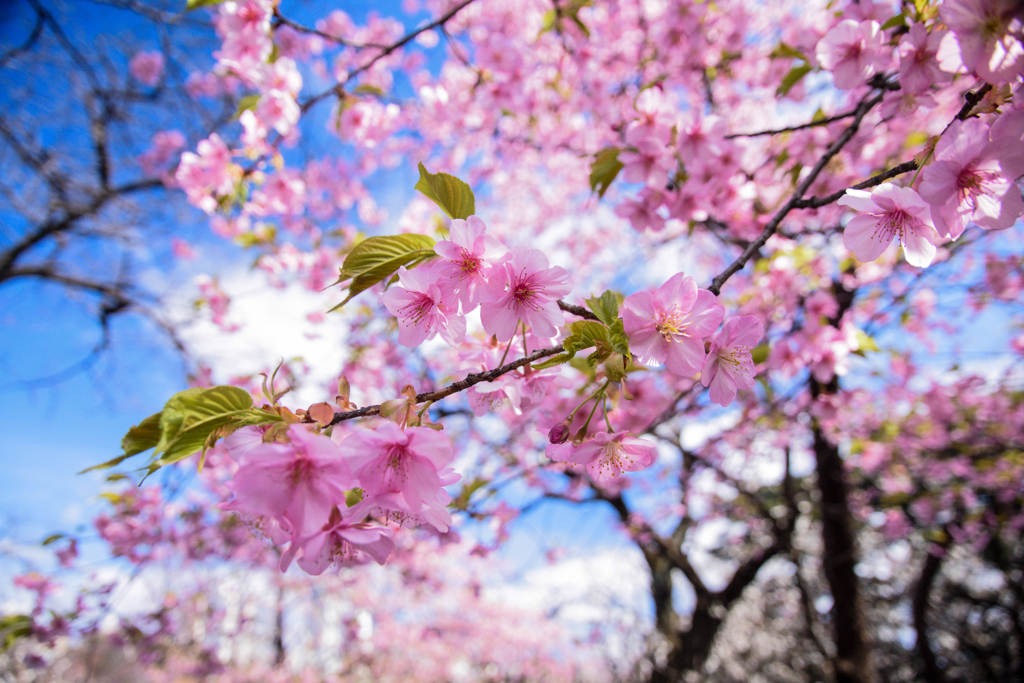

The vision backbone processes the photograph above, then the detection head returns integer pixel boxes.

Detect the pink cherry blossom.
[281,502,394,574]
[701,316,764,407]
[379,264,466,347]
[548,431,657,483]
[128,51,164,86]
[939,0,1024,83]
[898,23,953,94]
[919,118,1024,238]
[336,422,456,520]
[433,215,509,310]
[480,246,571,341]
[220,425,356,543]
[838,183,940,268]
[622,272,725,377]
[815,19,885,90]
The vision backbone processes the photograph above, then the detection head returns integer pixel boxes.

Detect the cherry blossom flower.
[548,431,657,483]
[838,183,940,267]
[336,422,456,518]
[220,425,356,543]
[939,0,1024,83]
[281,502,394,574]
[919,118,1024,238]
[433,216,509,310]
[379,264,466,347]
[480,247,571,341]
[701,316,764,406]
[898,23,952,94]
[815,19,885,90]
[621,272,725,377]
[128,51,164,86]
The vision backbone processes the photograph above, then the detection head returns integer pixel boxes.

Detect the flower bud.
[548,424,570,444]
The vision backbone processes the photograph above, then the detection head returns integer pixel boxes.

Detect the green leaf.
[41,534,64,546]
[855,330,880,353]
[589,148,623,199]
[750,343,770,365]
[414,162,475,220]
[769,42,808,62]
[535,320,613,369]
[330,234,437,310]
[233,94,260,119]
[777,64,812,97]
[881,13,907,30]
[1,615,33,651]
[606,318,630,356]
[122,412,162,458]
[185,0,228,10]
[584,290,620,326]
[151,386,256,467]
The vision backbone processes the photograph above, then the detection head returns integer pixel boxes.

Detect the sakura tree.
[5,0,1024,681]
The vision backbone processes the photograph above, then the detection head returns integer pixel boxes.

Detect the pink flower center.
[397,293,436,325]
[510,272,544,311]
[874,208,919,244]
[955,163,999,209]
[655,306,692,342]
[455,249,482,278]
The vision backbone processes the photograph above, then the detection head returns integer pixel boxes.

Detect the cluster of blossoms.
[838,116,1024,267]
[220,421,459,575]
[813,2,1024,267]
[380,216,569,346]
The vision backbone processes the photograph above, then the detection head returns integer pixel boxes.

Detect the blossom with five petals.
[480,247,571,341]
[838,183,940,267]
[701,316,764,406]
[621,273,724,377]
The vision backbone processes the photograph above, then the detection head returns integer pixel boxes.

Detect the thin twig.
[328,343,564,424]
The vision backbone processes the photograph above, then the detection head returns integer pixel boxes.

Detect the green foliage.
[185,0,228,10]
[89,387,284,477]
[584,290,619,326]
[541,0,592,36]
[233,94,260,119]
[589,148,623,198]
[415,162,476,220]
[329,234,437,310]
[1,615,33,651]
[536,320,620,369]
[777,64,812,97]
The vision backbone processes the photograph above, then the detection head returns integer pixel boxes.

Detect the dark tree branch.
[0,3,45,68]
[328,343,565,424]
[707,89,885,296]
[913,544,947,683]
[302,0,480,112]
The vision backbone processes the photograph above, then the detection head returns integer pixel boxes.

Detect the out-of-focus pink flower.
[171,238,197,260]
[898,23,953,93]
[919,118,1024,237]
[548,431,657,482]
[815,19,885,90]
[838,183,940,267]
[622,272,724,377]
[701,315,764,406]
[380,264,466,347]
[939,0,1024,83]
[480,246,571,341]
[282,502,394,574]
[175,134,239,214]
[129,51,164,86]
[138,130,185,176]
[336,422,456,521]
[433,216,509,310]
[220,425,356,543]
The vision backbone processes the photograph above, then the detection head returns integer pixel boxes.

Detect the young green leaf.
[415,162,475,220]
[330,234,437,310]
[777,64,812,97]
[589,148,623,199]
[584,290,620,326]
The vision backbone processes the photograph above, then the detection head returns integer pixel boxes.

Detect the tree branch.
[328,343,565,425]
